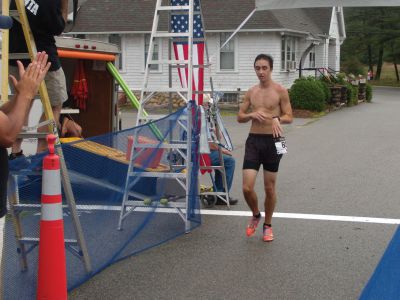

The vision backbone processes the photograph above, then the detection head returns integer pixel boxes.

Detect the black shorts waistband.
[248,133,274,138]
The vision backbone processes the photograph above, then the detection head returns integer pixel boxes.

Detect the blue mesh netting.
[4,103,201,299]
[359,225,400,299]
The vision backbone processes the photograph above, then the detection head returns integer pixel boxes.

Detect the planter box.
[329,86,342,105]
[329,85,347,105]
[358,83,366,101]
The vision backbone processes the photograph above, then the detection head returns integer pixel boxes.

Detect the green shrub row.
[289,74,373,112]
[366,84,373,102]
[345,83,358,107]
[289,76,329,112]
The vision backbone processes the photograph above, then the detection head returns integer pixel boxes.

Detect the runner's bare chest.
[250,87,281,114]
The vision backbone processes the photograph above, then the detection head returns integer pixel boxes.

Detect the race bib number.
[274,137,287,155]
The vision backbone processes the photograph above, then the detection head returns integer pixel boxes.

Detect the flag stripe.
[171,0,204,105]
[173,43,204,104]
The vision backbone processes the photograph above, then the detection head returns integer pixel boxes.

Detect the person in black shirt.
[9,0,68,156]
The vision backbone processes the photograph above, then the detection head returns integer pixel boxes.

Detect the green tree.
[384,38,400,82]
[341,56,366,75]
[342,7,400,80]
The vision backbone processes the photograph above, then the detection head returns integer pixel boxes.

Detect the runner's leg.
[242,169,259,215]
[263,170,278,224]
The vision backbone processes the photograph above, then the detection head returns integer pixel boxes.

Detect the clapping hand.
[9,51,51,100]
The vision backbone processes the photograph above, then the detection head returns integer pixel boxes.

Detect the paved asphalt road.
[70,87,400,300]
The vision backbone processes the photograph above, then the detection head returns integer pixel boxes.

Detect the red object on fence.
[126,136,164,168]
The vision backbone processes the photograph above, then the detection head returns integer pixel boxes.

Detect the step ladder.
[137,0,195,124]
[2,0,91,273]
[193,3,230,208]
[119,0,199,232]
[118,0,230,231]
[199,93,231,207]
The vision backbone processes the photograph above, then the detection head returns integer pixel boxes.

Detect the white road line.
[75,205,400,225]
[202,210,400,224]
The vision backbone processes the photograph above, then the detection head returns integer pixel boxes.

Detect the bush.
[344,82,358,106]
[316,80,332,103]
[335,73,347,85]
[366,84,373,102]
[290,77,326,112]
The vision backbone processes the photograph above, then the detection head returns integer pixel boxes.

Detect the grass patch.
[369,79,400,87]
[313,111,327,118]
[219,108,238,116]
[369,63,400,87]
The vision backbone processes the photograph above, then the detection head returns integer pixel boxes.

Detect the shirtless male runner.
[237,54,293,242]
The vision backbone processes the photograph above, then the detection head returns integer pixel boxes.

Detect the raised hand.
[9,51,51,100]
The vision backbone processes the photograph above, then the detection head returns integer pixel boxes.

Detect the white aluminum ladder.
[118,0,231,232]
[119,0,199,232]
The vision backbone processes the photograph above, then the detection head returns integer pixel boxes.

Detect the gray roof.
[71,0,332,36]
[303,8,333,35]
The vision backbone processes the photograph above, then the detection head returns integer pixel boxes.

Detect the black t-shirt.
[9,0,66,71]
[0,148,8,218]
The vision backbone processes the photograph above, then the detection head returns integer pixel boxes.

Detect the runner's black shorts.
[242,134,282,172]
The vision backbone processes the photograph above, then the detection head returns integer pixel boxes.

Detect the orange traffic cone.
[37,134,67,300]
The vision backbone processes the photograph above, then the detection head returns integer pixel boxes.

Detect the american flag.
[171,0,204,105]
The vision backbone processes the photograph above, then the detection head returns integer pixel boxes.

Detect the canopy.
[255,0,400,10]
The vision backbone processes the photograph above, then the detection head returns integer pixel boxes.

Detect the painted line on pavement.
[74,205,400,225]
[202,210,400,225]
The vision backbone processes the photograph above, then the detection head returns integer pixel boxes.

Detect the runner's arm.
[237,90,255,123]
[279,88,293,124]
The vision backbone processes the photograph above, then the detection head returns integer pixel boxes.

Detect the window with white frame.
[219,32,235,71]
[281,36,297,71]
[309,48,316,68]
[144,34,160,71]
[109,34,124,70]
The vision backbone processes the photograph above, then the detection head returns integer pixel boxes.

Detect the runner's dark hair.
[254,54,274,70]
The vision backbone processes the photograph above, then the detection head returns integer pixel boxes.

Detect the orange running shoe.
[263,225,274,242]
[246,216,261,237]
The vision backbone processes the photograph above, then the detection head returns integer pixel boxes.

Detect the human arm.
[271,87,293,138]
[237,90,252,123]
[0,99,14,115]
[278,88,293,124]
[60,116,82,137]
[209,142,232,156]
[220,148,232,156]
[0,52,50,147]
